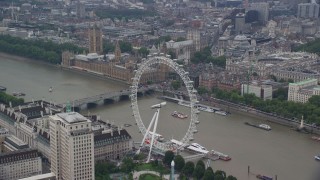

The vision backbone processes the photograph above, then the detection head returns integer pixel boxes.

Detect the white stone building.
[241,83,273,100]
[297,3,319,19]
[0,149,42,180]
[288,79,320,103]
[50,112,95,180]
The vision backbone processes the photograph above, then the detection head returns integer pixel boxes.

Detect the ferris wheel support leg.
[136,112,157,155]
[147,109,160,163]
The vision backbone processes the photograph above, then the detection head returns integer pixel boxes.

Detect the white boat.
[49,87,53,92]
[215,111,228,116]
[258,124,271,131]
[170,139,189,147]
[315,155,320,161]
[191,143,207,151]
[195,120,200,124]
[178,101,191,108]
[198,106,214,113]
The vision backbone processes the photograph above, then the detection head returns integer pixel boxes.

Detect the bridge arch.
[104,99,115,105]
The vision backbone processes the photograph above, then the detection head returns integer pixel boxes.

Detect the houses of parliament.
[61,26,169,84]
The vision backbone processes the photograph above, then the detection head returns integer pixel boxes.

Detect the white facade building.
[298,3,319,19]
[241,83,273,100]
[0,149,42,180]
[50,112,95,180]
[288,79,320,103]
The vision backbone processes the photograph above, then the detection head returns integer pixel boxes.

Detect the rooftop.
[0,149,39,164]
[57,112,90,124]
[289,79,318,86]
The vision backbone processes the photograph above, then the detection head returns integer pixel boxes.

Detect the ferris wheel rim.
[130,55,198,152]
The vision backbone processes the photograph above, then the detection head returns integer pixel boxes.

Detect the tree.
[171,80,181,90]
[174,155,185,171]
[215,170,226,179]
[163,151,175,166]
[197,86,209,95]
[203,167,215,180]
[121,157,134,173]
[214,174,224,180]
[196,160,205,169]
[103,41,115,53]
[193,163,205,179]
[226,175,237,180]
[119,41,132,53]
[138,47,149,58]
[308,95,320,107]
[168,50,176,59]
[182,161,194,177]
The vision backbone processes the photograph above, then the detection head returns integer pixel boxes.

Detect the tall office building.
[76,1,86,18]
[50,112,94,180]
[297,3,319,19]
[249,3,269,25]
[235,13,245,34]
[89,25,103,55]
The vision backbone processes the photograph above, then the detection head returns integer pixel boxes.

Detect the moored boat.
[256,174,273,180]
[244,122,271,131]
[258,124,272,131]
[12,92,26,97]
[171,111,188,119]
[315,155,320,161]
[311,136,320,141]
[0,86,6,92]
[215,110,228,116]
[178,100,191,108]
[211,150,231,161]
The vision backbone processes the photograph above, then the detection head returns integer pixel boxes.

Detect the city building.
[89,25,103,55]
[288,79,320,103]
[94,128,133,161]
[235,13,245,34]
[0,149,42,180]
[49,112,95,180]
[241,82,273,100]
[62,46,169,84]
[2,135,29,152]
[248,3,269,24]
[187,30,201,51]
[76,1,86,18]
[297,3,319,19]
[166,40,194,64]
[0,101,63,161]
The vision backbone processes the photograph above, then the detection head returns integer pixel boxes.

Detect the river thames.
[1,56,320,179]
